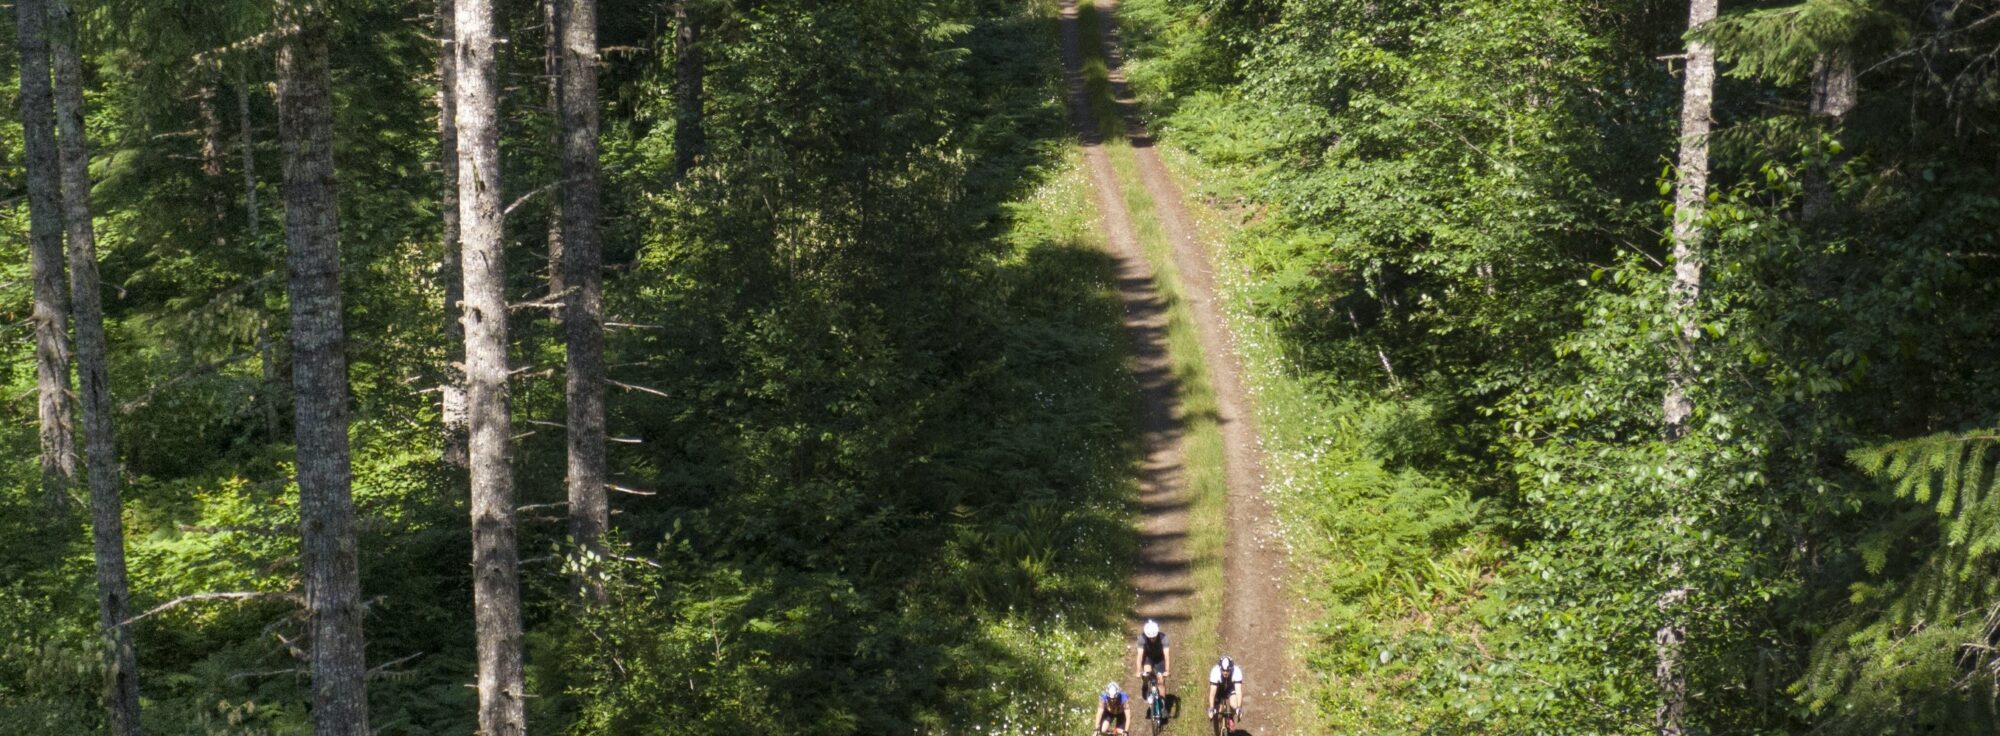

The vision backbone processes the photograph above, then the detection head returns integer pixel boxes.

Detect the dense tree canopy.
[7,0,2000,733]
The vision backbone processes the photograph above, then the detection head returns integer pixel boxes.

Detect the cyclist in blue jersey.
[1095,681,1130,735]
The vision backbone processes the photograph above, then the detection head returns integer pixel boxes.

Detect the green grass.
[1076,1,1512,730]
[1071,0,1231,715]
[1140,92,1507,736]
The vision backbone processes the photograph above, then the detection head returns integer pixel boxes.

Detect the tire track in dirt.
[1058,0,1296,732]
[1059,0,1194,643]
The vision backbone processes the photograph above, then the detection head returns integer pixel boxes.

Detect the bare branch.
[367,652,424,679]
[122,591,296,628]
[609,380,670,399]
[612,553,662,569]
[228,668,305,682]
[503,182,559,218]
[509,288,573,311]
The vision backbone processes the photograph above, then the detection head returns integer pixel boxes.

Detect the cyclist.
[1095,681,1130,735]
[1206,655,1243,722]
[1134,619,1171,696]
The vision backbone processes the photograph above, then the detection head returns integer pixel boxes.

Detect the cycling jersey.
[1137,632,1169,664]
[1101,691,1129,715]
[1208,664,1243,696]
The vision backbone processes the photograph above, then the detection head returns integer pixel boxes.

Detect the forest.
[3,0,1999,734]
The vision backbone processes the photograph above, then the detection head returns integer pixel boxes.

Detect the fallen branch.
[607,483,656,496]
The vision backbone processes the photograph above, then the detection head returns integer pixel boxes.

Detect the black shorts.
[1141,653,1166,671]
[1100,712,1127,728]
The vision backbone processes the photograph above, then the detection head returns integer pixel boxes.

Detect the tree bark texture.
[545,0,566,298]
[239,77,261,242]
[276,7,371,734]
[15,0,78,504]
[198,81,225,179]
[1663,0,1715,444]
[242,77,283,440]
[438,0,469,469]
[199,76,232,252]
[1658,2,1716,734]
[455,0,528,731]
[49,1,142,732]
[672,0,704,177]
[558,0,609,596]
[1803,50,1857,224]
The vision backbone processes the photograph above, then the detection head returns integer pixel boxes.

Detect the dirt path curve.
[1058,1,1296,732]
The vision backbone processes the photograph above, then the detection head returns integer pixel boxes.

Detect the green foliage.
[1793,430,2000,731]
[1,0,1143,732]
[1703,0,1905,86]
[1118,0,2000,732]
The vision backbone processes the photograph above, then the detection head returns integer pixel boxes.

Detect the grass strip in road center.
[1072,0,1229,718]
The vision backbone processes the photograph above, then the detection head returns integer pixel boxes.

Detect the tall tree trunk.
[238,76,261,242]
[438,0,469,469]
[545,0,566,297]
[456,0,527,731]
[15,0,77,504]
[198,80,225,179]
[1803,50,1856,224]
[558,0,608,599]
[240,75,283,440]
[1658,1,1717,734]
[275,6,371,734]
[49,1,142,732]
[672,0,704,177]
[199,75,230,250]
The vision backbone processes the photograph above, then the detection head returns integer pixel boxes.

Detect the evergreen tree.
[275,2,369,732]
[455,0,526,731]
[557,0,609,596]
[15,0,76,503]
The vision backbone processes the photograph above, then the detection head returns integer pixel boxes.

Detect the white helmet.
[1104,681,1122,697]
[1218,655,1234,670]
[1143,619,1160,638]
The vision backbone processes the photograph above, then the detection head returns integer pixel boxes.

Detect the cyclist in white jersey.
[1206,655,1243,719]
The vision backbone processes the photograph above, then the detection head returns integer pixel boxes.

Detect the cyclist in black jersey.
[1134,619,1171,692]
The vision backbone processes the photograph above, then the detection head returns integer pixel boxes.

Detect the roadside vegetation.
[1117,0,2000,732]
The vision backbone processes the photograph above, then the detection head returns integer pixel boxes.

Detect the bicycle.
[1207,703,1238,736]
[1140,670,1169,734]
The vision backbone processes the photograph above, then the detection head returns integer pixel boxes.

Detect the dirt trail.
[1058,0,1296,732]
